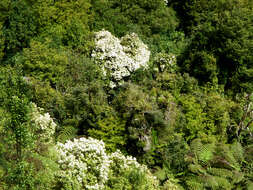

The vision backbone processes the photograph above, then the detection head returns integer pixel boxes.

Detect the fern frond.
[190,139,214,165]
[198,146,213,165]
[57,125,78,143]
[207,167,233,178]
[246,181,253,190]
[188,164,206,175]
[153,166,167,181]
[232,171,244,184]
[190,139,203,156]
[230,142,244,162]
[216,144,240,170]
[212,176,231,190]
[185,177,205,190]
[199,174,219,189]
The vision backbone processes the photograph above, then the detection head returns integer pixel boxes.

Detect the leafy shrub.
[88,115,127,152]
[17,40,70,85]
[106,150,159,190]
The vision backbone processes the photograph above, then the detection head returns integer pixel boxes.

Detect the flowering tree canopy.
[92,30,150,88]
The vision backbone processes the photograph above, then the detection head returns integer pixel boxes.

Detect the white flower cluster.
[56,137,159,189]
[56,137,111,190]
[30,103,56,143]
[91,30,150,87]
[154,52,177,72]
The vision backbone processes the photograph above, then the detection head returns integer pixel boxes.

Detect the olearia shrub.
[55,137,111,190]
[29,103,57,146]
[23,103,59,189]
[91,30,150,88]
[55,137,160,190]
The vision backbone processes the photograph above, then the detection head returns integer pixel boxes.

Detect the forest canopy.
[0,0,252,189]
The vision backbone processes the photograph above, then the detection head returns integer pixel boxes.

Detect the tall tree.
[175,0,253,94]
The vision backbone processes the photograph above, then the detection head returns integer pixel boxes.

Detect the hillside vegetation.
[0,0,252,189]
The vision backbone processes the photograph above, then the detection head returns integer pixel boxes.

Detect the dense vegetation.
[0,0,252,189]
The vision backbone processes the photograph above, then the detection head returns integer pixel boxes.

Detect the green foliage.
[177,94,208,141]
[29,78,65,120]
[159,134,189,174]
[153,52,177,73]
[0,66,58,190]
[0,0,11,23]
[0,0,252,189]
[31,0,93,53]
[183,138,246,190]
[0,66,32,160]
[88,115,127,152]
[90,0,180,53]
[162,177,184,190]
[6,161,36,190]
[113,83,155,115]
[91,0,178,36]
[55,56,109,132]
[184,51,218,85]
[106,167,153,190]
[106,151,159,190]
[0,23,4,61]
[16,40,70,85]
[177,0,253,93]
[156,73,184,96]
[1,0,38,57]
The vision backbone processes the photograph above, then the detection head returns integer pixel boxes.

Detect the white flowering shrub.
[55,137,159,190]
[91,30,150,87]
[154,52,177,73]
[30,103,56,144]
[56,137,111,190]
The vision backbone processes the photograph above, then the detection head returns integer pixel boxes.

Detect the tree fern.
[184,138,245,189]
[190,139,214,165]
[213,143,242,171]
